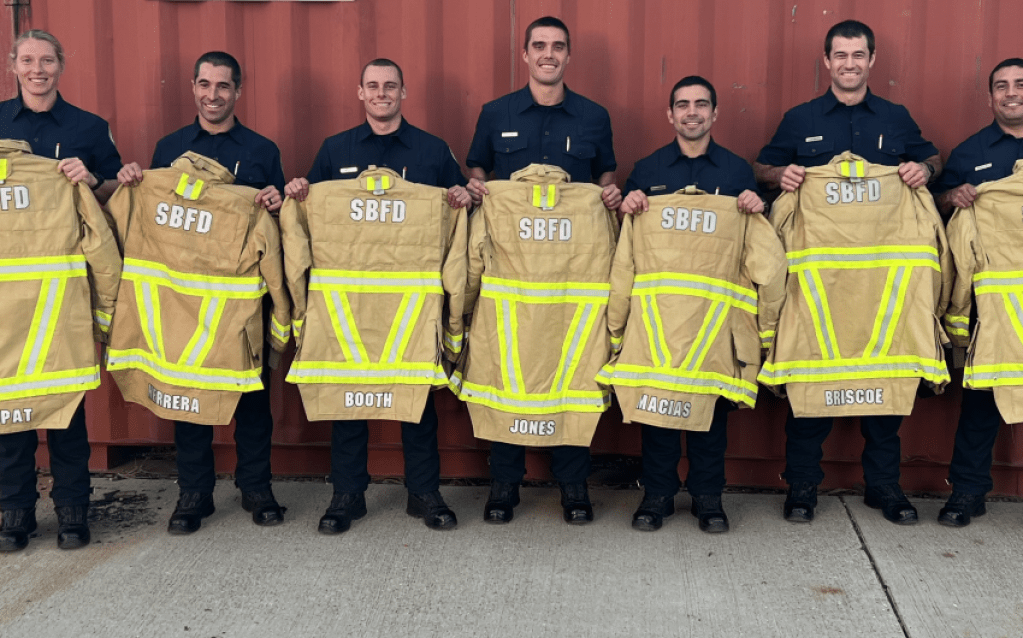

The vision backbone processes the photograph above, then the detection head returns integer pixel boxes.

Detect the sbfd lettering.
[637,394,691,418]
[0,185,30,211]
[148,384,200,414]
[509,419,556,436]
[350,198,406,223]
[824,179,881,204]
[661,208,717,233]
[344,391,394,408]
[519,217,572,241]
[0,408,32,425]
[824,388,884,406]
[155,202,212,233]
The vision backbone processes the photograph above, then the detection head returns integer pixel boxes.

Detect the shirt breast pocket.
[877,139,906,162]
[796,139,834,162]
[493,134,528,155]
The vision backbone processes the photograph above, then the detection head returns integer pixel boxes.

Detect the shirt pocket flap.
[879,139,906,157]
[566,141,597,160]
[796,139,834,159]
[493,134,528,154]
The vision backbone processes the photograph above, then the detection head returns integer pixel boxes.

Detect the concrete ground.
[1,479,1022,638]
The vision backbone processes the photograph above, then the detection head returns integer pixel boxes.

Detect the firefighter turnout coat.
[454,164,617,447]
[946,159,1023,423]
[0,139,121,434]
[105,152,291,425]
[759,152,953,417]
[597,187,787,431]
[279,167,468,423]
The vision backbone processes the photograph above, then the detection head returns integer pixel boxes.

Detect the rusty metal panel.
[8,0,1023,493]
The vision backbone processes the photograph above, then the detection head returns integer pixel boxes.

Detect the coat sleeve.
[253,208,292,355]
[918,188,954,323]
[464,205,487,326]
[744,213,788,352]
[279,196,313,348]
[441,200,469,362]
[76,182,123,343]
[943,207,977,350]
[606,213,635,356]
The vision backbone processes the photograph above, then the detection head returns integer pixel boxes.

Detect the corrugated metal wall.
[7,0,1023,493]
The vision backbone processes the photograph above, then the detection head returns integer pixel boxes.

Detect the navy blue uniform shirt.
[756,89,937,168]
[0,93,121,178]
[307,118,466,188]
[151,117,285,192]
[933,121,1023,194]
[466,85,616,183]
[625,138,759,198]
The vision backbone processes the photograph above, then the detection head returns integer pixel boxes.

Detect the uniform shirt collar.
[979,120,1022,146]
[13,91,68,123]
[513,84,580,116]
[354,117,412,147]
[186,116,246,143]
[669,137,723,167]
[821,87,878,114]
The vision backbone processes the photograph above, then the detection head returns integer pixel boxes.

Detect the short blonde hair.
[10,30,65,71]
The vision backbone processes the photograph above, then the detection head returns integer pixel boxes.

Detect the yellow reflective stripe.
[270,314,290,342]
[0,255,87,281]
[550,303,599,394]
[632,273,758,313]
[877,267,911,357]
[292,318,303,338]
[0,367,101,401]
[286,361,448,385]
[760,330,775,347]
[18,278,65,376]
[508,300,525,393]
[107,348,261,390]
[600,363,758,407]
[123,258,266,299]
[863,267,897,357]
[530,184,555,208]
[798,271,840,360]
[839,160,865,179]
[0,159,7,181]
[810,269,839,359]
[480,276,610,304]
[944,313,969,336]
[444,330,463,353]
[324,291,368,363]
[175,173,189,196]
[532,185,540,207]
[380,293,412,363]
[379,293,425,364]
[787,245,940,272]
[495,299,514,392]
[381,175,390,190]
[175,174,203,200]
[758,355,950,384]
[692,302,729,371]
[1001,293,1023,347]
[309,269,443,294]
[610,334,623,354]
[681,301,723,371]
[451,372,609,415]
[639,295,669,368]
[177,296,226,367]
[33,278,66,376]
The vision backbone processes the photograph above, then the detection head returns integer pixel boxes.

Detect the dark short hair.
[361,58,404,87]
[989,58,1023,92]
[193,51,242,88]
[524,16,570,54]
[669,76,717,109]
[824,20,875,56]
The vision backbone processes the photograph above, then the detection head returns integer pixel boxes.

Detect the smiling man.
[116,51,287,535]
[284,58,468,536]
[930,58,1023,527]
[753,21,943,527]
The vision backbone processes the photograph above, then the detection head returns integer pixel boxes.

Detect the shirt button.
[543,156,548,160]
[854,131,860,136]
[33,137,38,142]
[544,131,549,136]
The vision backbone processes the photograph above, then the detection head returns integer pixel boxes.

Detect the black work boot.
[241,489,286,526]
[407,490,457,530]
[168,492,216,535]
[783,482,818,523]
[0,508,37,552]
[864,483,918,525]
[690,494,730,533]
[317,492,367,535]
[483,481,520,524]
[938,491,987,528]
[631,493,675,532]
[55,504,91,549]
[559,482,594,525]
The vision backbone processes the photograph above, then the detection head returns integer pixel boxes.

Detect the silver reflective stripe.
[761,361,948,378]
[287,366,447,382]
[94,313,111,328]
[501,299,520,394]
[0,371,99,395]
[945,319,968,331]
[686,301,726,372]
[181,181,199,200]
[644,295,669,367]
[969,370,1023,382]
[802,272,837,360]
[23,278,60,376]
[310,274,442,288]
[0,261,84,276]
[386,293,419,363]
[610,369,757,402]
[1010,294,1023,324]
[141,282,164,360]
[553,304,593,393]
[184,297,221,367]
[124,263,264,295]
[788,249,939,268]
[869,267,906,358]
[633,277,756,308]
[106,353,260,387]
[460,385,608,410]
[975,276,1023,288]
[331,291,364,364]
[482,281,609,301]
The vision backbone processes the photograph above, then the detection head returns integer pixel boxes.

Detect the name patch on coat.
[0,408,32,425]
[155,202,212,233]
[824,388,884,406]
[824,180,881,204]
[344,391,393,408]
[637,394,691,418]
[350,198,406,223]
[149,384,200,413]
[509,419,556,436]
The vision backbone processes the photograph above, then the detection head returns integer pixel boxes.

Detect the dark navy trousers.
[489,442,591,485]
[948,388,1003,495]
[641,399,732,497]
[783,411,903,487]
